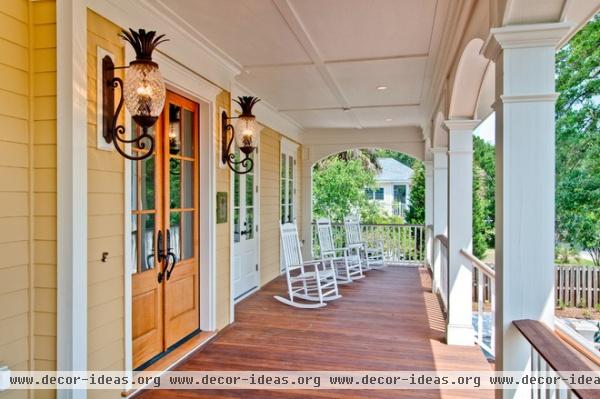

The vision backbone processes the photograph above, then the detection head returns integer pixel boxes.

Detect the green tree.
[473,135,495,248]
[555,15,600,265]
[473,166,488,259]
[312,157,377,222]
[405,160,425,224]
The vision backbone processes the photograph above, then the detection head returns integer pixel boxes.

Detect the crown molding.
[87,0,242,90]
[482,22,572,61]
[443,119,481,132]
[231,82,304,143]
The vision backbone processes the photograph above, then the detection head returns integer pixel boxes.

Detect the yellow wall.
[86,11,126,383]
[0,1,57,398]
[259,128,303,286]
[0,0,56,398]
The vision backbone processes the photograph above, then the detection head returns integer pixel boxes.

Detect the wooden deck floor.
[137,267,493,399]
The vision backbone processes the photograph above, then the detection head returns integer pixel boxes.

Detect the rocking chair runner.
[275,223,341,308]
[344,215,386,269]
[316,218,364,283]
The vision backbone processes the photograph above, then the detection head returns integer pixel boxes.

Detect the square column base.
[446,323,474,346]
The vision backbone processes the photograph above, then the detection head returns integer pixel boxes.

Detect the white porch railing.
[312,223,425,265]
[461,249,495,357]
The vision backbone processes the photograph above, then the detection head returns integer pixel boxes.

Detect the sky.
[474,113,495,144]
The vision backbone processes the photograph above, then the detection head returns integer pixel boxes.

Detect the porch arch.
[448,38,491,120]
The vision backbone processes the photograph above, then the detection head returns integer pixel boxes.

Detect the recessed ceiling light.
[385,118,393,122]
[377,85,388,91]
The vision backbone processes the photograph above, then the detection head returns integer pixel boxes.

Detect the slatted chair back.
[280,223,303,271]
[344,215,363,247]
[316,218,336,255]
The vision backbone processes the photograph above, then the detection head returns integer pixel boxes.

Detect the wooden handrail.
[435,234,448,247]
[460,249,495,279]
[555,317,600,368]
[513,320,600,399]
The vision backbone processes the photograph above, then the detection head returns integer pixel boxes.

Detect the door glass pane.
[182,211,194,260]
[234,208,240,243]
[288,156,294,180]
[141,156,155,210]
[170,158,181,209]
[183,109,194,158]
[169,212,181,260]
[131,161,138,210]
[183,160,194,209]
[246,207,254,240]
[169,104,181,156]
[281,154,286,179]
[234,172,240,208]
[246,173,254,207]
[140,214,155,272]
[287,178,293,210]
[131,215,138,272]
[281,205,285,224]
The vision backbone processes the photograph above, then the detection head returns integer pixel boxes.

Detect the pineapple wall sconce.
[102,28,168,161]
[222,96,261,174]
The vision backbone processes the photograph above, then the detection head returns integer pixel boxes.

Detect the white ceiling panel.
[353,105,422,128]
[238,65,341,110]
[290,0,437,61]
[282,109,357,128]
[327,57,427,107]
[163,0,311,66]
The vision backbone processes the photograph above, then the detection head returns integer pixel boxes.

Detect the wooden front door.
[131,91,200,369]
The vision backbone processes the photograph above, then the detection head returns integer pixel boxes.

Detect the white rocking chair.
[316,218,364,283]
[274,223,341,308]
[344,215,386,270]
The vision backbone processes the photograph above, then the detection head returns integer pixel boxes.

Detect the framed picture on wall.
[216,192,228,224]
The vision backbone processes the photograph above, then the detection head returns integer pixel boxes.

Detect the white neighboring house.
[365,158,414,217]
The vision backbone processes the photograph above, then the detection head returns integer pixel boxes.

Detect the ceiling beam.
[271,0,363,128]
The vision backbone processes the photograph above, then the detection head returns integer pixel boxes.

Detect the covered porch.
[138,266,493,399]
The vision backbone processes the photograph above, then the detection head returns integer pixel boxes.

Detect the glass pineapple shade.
[234,115,258,152]
[123,61,166,123]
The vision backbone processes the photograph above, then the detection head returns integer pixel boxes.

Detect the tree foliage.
[312,157,377,223]
[555,15,600,265]
[405,160,425,224]
[473,135,495,249]
[473,165,488,259]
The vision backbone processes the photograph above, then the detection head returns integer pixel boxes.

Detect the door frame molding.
[123,46,221,373]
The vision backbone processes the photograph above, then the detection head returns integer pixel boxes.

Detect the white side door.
[280,139,298,271]
[233,151,259,300]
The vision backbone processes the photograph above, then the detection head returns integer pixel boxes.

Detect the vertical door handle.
[157,230,166,283]
[165,229,178,281]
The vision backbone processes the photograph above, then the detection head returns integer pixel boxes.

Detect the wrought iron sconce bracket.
[221,110,255,174]
[102,55,155,161]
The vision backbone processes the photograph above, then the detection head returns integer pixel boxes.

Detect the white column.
[484,23,570,395]
[57,1,88,398]
[431,148,447,294]
[424,160,434,268]
[445,120,479,346]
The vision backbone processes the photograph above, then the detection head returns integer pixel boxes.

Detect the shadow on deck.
[138,267,493,399]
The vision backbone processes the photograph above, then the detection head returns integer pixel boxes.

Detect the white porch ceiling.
[157,0,449,129]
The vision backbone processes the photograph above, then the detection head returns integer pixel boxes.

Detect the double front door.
[131,91,200,369]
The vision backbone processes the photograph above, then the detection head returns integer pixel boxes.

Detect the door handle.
[157,230,166,283]
[165,229,178,281]
[240,230,248,236]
